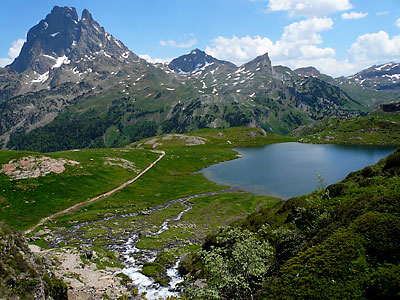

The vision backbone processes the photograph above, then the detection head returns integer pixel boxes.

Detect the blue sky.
[1,0,400,76]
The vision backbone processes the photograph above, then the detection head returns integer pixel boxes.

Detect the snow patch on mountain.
[31,71,49,83]
[52,56,71,68]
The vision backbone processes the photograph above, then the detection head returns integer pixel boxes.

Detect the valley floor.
[1,126,399,299]
[1,128,284,299]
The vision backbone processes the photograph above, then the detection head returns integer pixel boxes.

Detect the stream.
[51,188,242,299]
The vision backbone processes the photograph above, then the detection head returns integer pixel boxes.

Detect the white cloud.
[395,18,400,29]
[206,17,336,72]
[0,38,25,67]
[0,58,13,68]
[206,35,273,64]
[139,54,171,64]
[376,11,389,16]
[341,11,368,20]
[267,0,352,18]
[349,31,400,64]
[206,16,400,77]
[160,39,198,48]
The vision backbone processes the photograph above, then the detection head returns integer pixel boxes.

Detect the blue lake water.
[201,142,397,199]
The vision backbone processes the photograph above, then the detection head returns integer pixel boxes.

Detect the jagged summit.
[9,6,138,74]
[168,48,236,74]
[241,52,274,76]
[81,8,93,21]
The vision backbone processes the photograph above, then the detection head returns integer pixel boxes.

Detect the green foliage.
[43,275,68,300]
[366,264,400,300]
[383,148,400,175]
[265,229,368,300]
[352,212,400,265]
[185,227,274,300]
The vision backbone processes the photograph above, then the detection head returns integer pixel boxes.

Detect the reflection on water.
[202,142,397,199]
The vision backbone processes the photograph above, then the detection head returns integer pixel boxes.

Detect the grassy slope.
[1,127,288,286]
[338,82,398,109]
[0,127,292,230]
[0,148,158,230]
[47,128,290,242]
[292,111,400,145]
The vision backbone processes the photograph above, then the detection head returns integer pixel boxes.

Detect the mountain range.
[1,6,399,152]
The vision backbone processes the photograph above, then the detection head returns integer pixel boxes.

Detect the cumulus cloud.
[395,18,400,28]
[267,0,352,18]
[206,35,273,64]
[349,31,400,64]
[206,17,337,73]
[206,16,400,76]
[341,11,368,20]
[160,38,198,48]
[139,54,172,64]
[0,38,25,67]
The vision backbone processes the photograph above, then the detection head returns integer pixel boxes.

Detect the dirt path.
[24,150,166,235]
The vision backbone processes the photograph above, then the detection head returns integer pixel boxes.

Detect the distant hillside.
[294,65,400,109]
[336,62,400,108]
[290,105,400,145]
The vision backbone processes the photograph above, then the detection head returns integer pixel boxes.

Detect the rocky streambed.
[46,188,242,299]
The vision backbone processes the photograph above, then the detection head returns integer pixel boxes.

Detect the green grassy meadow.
[0,127,288,239]
[0,148,158,230]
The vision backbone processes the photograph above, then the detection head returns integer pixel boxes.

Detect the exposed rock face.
[10,6,138,74]
[0,222,68,300]
[242,52,275,76]
[1,156,79,179]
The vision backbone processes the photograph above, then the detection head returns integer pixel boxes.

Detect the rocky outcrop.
[1,156,79,179]
[0,222,68,299]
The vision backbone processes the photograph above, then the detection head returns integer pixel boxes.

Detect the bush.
[353,212,400,264]
[366,264,400,300]
[185,227,274,300]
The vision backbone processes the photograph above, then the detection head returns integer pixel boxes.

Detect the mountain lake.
[201,142,397,199]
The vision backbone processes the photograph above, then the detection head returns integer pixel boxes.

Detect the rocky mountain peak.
[9,6,137,74]
[49,6,79,22]
[168,48,236,74]
[242,52,273,75]
[81,8,93,21]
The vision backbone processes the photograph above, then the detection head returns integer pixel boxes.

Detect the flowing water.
[53,188,241,299]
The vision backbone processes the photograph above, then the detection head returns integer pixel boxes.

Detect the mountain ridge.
[0,5,395,152]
